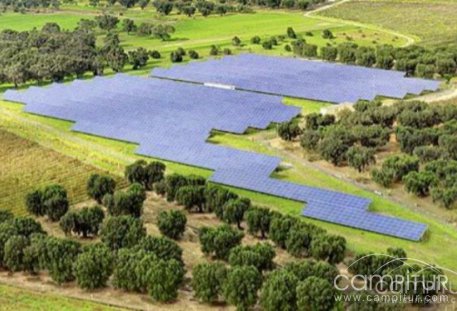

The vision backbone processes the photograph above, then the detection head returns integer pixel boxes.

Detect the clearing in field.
[318,0,457,47]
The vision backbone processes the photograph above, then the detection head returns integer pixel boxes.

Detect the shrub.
[250,36,261,44]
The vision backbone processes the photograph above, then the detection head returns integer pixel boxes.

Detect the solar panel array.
[4,73,428,241]
[151,54,440,103]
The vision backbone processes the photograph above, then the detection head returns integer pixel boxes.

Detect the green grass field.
[318,0,457,47]
[0,284,121,311]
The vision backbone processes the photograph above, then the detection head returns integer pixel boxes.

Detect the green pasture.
[318,0,457,47]
[0,284,122,311]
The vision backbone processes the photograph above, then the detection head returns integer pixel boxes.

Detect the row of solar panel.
[3,73,428,241]
[151,54,440,103]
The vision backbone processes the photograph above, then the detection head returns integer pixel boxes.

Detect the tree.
[322,29,334,39]
[310,234,346,264]
[262,40,273,50]
[25,190,44,216]
[157,210,187,239]
[222,198,250,229]
[125,160,165,189]
[210,45,219,55]
[246,207,271,239]
[320,46,338,61]
[101,216,146,251]
[135,235,183,264]
[128,47,150,69]
[285,224,312,258]
[101,34,128,72]
[95,14,119,31]
[146,259,185,302]
[318,126,354,166]
[260,269,299,311]
[232,36,241,46]
[10,217,45,237]
[60,205,105,237]
[296,276,336,311]
[40,184,69,221]
[188,49,199,59]
[192,262,228,303]
[223,266,262,311]
[23,234,47,275]
[196,0,214,16]
[403,171,437,197]
[338,43,358,64]
[182,5,196,17]
[287,27,296,39]
[4,235,29,272]
[204,185,238,215]
[277,121,302,141]
[199,225,244,260]
[42,237,81,284]
[113,249,153,292]
[119,0,138,8]
[104,183,146,217]
[149,50,161,59]
[74,243,114,289]
[25,185,69,221]
[346,146,376,172]
[87,174,116,203]
[269,215,296,248]
[0,211,13,224]
[251,36,261,44]
[300,129,320,151]
[176,185,206,212]
[138,0,150,9]
[153,0,173,15]
[228,243,275,272]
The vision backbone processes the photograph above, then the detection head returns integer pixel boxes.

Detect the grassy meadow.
[318,0,457,47]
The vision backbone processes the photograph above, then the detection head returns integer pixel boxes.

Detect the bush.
[157,210,187,239]
[232,36,241,46]
[287,27,296,39]
[149,50,161,59]
[74,243,114,289]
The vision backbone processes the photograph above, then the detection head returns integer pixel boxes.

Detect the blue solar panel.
[3,73,428,241]
[151,54,440,103]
